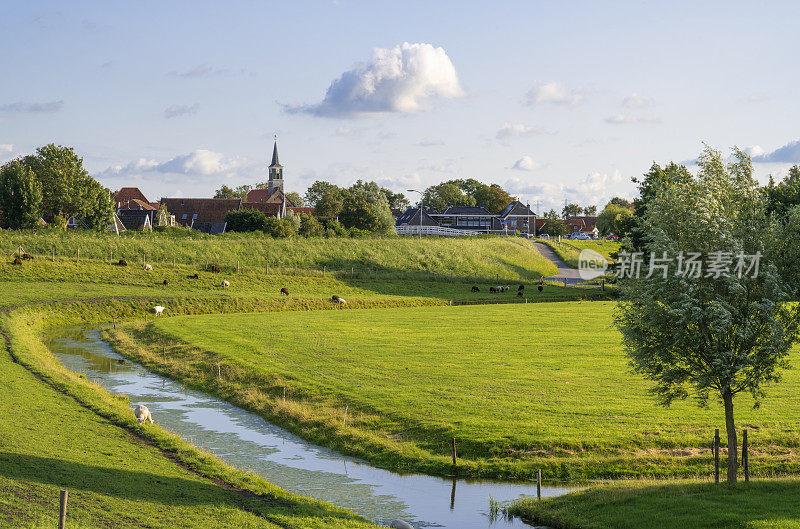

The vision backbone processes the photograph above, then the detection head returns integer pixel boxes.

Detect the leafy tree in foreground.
[0,160,42,229]
[339,188,394,234]
[615,146,800,483]
[23,144,99,221]
[764,165,800,217]
[628,162,693,250]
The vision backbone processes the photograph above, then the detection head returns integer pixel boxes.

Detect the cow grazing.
[12,258,22,266]
[210,265,221,273]
[518,284,525,291]
[21,253,33,260]
[118,259,128,267]
[489,286,497,293]
[221,280,230,288]
[280,287,290,296]
[538,285,544,292]
[162,279,169,286]
[153,305,165,316]
[134,405,153,424]
[143,263,153,271]
[517,291,523,297]
[188,273,199,279]
[471,286,479,292]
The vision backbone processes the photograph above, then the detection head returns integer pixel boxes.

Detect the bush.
[323,219,347,237]
[263,217,295,238]
[225,210,268,232]
[298,214,324,237]
[348,227,372,238]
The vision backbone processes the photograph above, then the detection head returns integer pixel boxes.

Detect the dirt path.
[534,242,583,285]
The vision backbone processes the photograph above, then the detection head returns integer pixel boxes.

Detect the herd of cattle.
[472,281,544,296]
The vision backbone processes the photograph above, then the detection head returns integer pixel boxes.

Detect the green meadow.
[108,301,800,481]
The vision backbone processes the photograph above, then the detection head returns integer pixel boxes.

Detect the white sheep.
[153,305,165,316]
[221,280,230,288]
[143,263,153,271]
[334,297,347,305]
[134,404,153,424]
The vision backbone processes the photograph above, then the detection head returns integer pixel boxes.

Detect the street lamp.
[407,189,423,240]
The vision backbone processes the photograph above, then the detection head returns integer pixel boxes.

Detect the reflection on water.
[50,329,576,528]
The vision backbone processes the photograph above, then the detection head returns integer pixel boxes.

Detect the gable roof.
[160,198,241,226]
[245,187,296,206]
[117,209,153,231]
[114,187,149,209]
[396,207,440,226]
[242,202,282,217]
[499,201,536,219]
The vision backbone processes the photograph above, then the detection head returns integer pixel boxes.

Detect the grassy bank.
[541,239,619,268]
[0,230,557,282]
[105,302,800,481]
[0,307,377,528]
[503,479,800,528]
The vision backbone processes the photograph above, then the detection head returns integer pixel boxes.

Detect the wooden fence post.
[537,469,542,500]
[743,429,749,482]
[564,277,567,288]
[351,267,354,279]
[601,279,605,291]
[237,260,240,273]
[714,428,720,483]
[173,256,176,268]
[110,250,113,265]
[266,263,269,276]
[343,405,348,426]
[323,266,326,278]
[58,489,68,529]
[52,247,55,262]
[451,437,457,466]
[294,264,297,276]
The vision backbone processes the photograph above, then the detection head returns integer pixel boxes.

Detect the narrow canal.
[49,329,575,529]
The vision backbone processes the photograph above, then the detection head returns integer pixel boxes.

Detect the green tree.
[339,188,394,233]
[764,165,800,217]
[214,184,251,200]
[561,203,582,217]
[298,213,324,236]
[473,183,514,214]
[582,205,597,216]
[381,188,409,210]
[225,209,268,232]
[263,216,295,238]
[323,218,347,237]
[608,196,634,210]
[155,202,171,226]
[81,181,114,230]
[285,191,304,207]
[305,181,341,208]
[629,162,693,250]
[22,144,108,223]
[596,203,633,236]
[422,182,474,212]
[0,161,42,229]
[615,146,800,483]
[539,209,569,236]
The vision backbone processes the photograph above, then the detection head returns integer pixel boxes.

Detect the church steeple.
[267,139,284,194]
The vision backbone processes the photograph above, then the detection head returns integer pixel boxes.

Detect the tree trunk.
[723,389,738,483]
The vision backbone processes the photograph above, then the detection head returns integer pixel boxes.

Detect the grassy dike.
[0,302,382,529]
[503,478,800,529]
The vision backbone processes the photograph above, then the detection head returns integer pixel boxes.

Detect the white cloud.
[746,92,769,103]
[285,42,464,117]
[524,81,582,106]
[753,139,800,163]
[416,139,444,147]
[0,100,64,113]
[170,64,229,78]
[0,144,12,154]
[621,93,654,108]
[505,170,632,212]
[604,114,660,125]
[496,123,540,140]
[164,103,199,119]
[743,145,765,158]
[334,126,357,136]
[100,150,245,181]
[510,156,541,171]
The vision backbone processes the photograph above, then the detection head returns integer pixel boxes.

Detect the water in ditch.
[49,329,577,528]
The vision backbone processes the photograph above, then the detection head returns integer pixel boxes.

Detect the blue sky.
[1,1,798,211]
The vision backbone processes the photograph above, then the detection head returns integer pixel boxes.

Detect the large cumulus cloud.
[286,42,464,118]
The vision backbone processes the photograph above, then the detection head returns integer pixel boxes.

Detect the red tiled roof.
[246,189,277,203]
[242,202,282,217]
[160,198,241,226]
[114,187,149,209]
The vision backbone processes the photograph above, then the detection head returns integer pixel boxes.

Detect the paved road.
[534,242,583,285]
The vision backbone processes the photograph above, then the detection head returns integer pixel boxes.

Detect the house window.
[192,213,198,220]
[181,214,188,220]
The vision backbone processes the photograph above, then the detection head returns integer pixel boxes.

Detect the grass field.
[503,478,800,529]
[105,301,800,480]
[0,311,376,528]
[540,239,620,269]
[0,230,557,282]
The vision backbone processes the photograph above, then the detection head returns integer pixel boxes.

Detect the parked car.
[572,233,591,240]
[606,233,619,240]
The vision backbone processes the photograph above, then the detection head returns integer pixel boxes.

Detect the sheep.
[503,286,510,292]
[12,258,22,266]
[21,253,33,260]
[280,287,289,296]
[210,265,221,273]
[134,405,153,424]
[162,279,169,285]
[518,284,525,291]
[489,286,497,293]
[187,273,199,279]
[471,286,480,292]
[538,285,544,292]
[331,295,346,305]
[118,259,128,267]
[143,263,153,271]
[221,280,230,288]
[517,291,523,297]
[153,305,165,316]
